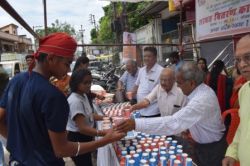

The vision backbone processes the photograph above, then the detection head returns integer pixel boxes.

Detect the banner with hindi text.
[196,0,250,41]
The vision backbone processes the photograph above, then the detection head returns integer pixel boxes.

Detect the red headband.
[34,32,77,58]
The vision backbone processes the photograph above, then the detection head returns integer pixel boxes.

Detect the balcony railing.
[0,31,32,45]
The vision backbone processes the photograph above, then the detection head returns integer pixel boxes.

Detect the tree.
[90,5,116,44]
[90,2,151,44]
[34,20,82,55]
[127,2,152,31]
[98,16,115,44]
[35,19,78,38]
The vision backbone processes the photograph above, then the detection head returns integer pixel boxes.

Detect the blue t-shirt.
[0,72,69,166]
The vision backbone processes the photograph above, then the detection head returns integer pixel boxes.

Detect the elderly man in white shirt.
[132,47,163,117]
[117,62,227,166]
[128,68,186,116]
[117,60,139,93]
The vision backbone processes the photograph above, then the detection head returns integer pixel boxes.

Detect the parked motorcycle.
[92,66,121,93]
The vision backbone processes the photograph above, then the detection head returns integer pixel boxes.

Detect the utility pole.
[43,0,48,36]
[89,14,97,31]
[112,2,120,44]
[33,25,43,50]
[179,0,183,59]
[122,2,128,32]
[79,25,85,56]
[79,25,85,45]
[32,25,43,32]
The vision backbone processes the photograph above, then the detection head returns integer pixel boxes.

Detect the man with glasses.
[127,68,186,117]
[116,62,227,166]
[223,34,250,166]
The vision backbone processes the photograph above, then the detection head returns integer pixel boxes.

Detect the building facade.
[0,24,33,54]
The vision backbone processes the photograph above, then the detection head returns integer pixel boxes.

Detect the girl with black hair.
[66,69,108,166]
[197,58,208,73]
[206,60,233,113]
[197,57,209,82]
[72,56,89,72]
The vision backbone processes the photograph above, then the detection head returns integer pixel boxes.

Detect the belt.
[140,114,161,118]
[195,134,226,148]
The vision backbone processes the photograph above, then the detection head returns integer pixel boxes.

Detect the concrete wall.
[135,23,154,44]
[0,24,18,35]
[0,31,32,53]
[135,19,163,62]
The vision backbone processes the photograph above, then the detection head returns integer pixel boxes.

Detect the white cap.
[149,158,156,162]
[128,159,135,164]
[160,156,167,160]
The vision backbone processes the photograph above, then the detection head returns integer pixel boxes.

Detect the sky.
[0,0,110,44]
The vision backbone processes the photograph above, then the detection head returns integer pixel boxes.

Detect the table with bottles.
[95,102,197,166]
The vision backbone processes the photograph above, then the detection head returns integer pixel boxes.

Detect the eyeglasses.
[234,54,250,65]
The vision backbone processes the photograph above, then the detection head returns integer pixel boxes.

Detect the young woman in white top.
[66,69,108,166]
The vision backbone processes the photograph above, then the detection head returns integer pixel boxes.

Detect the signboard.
[99,0,167,2]
[0,53,25,62]
[196,0,250,41]
[123,32,136,62]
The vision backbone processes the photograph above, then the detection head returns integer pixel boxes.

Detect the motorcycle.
[92,66,121,93]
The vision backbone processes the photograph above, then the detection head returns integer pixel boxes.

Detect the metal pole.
[92,15,97,31]
[80,25,85,44]
[112,2,119,44]
[79,25,85,56]
[43,0,48,35]
[122,2,128,32]
[77,43,178,47]
[179,0,183,59]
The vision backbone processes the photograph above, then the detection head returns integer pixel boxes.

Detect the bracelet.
[96,130,99,137]
[75,142,80,157]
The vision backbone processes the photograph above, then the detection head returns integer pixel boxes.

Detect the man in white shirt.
[128,68,186,116]
[117,62,227,166]
[132,47,163,117]
[117,60,139,94]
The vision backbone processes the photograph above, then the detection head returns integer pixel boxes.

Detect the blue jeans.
[0,141,4,166]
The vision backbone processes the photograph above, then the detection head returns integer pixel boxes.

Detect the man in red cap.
[0,32,125,165]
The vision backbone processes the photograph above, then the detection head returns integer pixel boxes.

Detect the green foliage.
[35,19,77,38]
[127,2,152,31]
[90,28,101,44]
[99,16,115,44]
[91,2,151,44]
[90,5,115,44]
